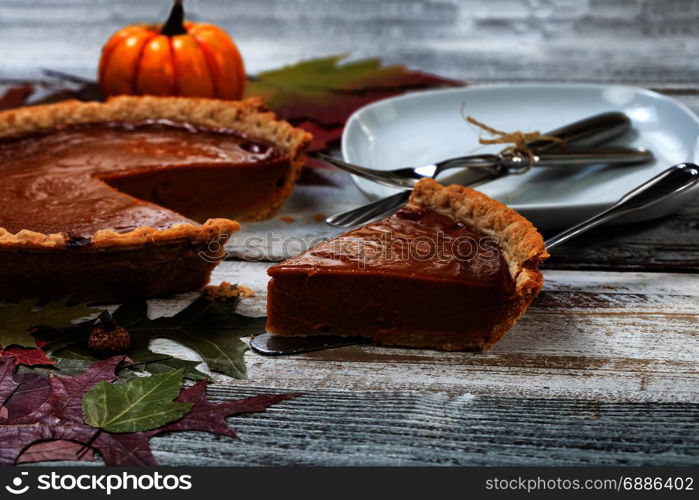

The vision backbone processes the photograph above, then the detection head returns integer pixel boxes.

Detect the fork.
[317,147,652,191]
[325,111,635,227]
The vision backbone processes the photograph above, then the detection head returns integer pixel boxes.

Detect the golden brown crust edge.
[0,218,240,250]
[0,95,310,154]
[408,178,549,348]
[0,96,311,249]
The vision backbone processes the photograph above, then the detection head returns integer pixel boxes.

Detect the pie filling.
[267,206,517,350]
[0,120,290,237]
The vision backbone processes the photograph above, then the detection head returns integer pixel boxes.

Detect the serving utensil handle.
[529,147,652,167]
[527,111,630,150]
[545,163,699,250]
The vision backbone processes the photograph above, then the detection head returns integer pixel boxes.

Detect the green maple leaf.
[46,298,261,380]
[0,298,100,348]
[82,369,193,433]
[136,358,209,381]
[52,303,211,381]
[115,298,260,380]
[44,348,210,381]
[248,55,401,91]
[41,326,209,382]
[245,55,460,126]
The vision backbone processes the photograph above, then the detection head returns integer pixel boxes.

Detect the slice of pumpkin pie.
[266,178,548,350]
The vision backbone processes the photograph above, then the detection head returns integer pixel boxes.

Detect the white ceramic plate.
[342,84,699,229]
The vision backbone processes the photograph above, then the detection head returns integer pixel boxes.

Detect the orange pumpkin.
[98,0,245,99]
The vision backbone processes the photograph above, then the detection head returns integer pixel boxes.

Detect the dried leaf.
[2,372,50,419]
[0,359,19,408]
[112,298,262,379]
[296,120,342,153]
[160,382,300,438]
[0,358,299,465]
[245,55,461,127]
[0,345,55,366]
[49,357,97,377]
[47,331,211,382]
[0,298,100,348]
[82,370,193,433]
[0,357,124,465]
[16,440,94,464]
[137,358,209,381]
[49,298,255,379]
[39,296,256,380]
[0,85,33,110]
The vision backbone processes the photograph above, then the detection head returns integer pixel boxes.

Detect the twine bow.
[463,106,566,166]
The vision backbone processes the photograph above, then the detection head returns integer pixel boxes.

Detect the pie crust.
[406,178,548,348]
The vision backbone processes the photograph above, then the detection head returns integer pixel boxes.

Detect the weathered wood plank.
[542,196,699,272]
[47,388,698,466]
[146,264,699,403]
[148,388,698,466]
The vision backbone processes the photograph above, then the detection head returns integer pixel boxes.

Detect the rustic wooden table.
[1,0,697,466]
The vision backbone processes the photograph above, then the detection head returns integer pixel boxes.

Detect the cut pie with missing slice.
[0,96,311,303]
[266,178,548,350]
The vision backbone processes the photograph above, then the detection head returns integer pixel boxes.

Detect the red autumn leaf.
[0,357,299,465]
[0,357,119,465]
[0,345,55,366]
[297,120,342,153]
[3,372,50,419]
[17,440,94,464]
[1,357,122,423]
[0,85,33,110]
[1,338,55,367]
[0,358,18,408]
[304,155,335,170]
[161,382,298,437]
[292,121,342,168]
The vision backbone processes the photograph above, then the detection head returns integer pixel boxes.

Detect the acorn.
[88,311,132,355]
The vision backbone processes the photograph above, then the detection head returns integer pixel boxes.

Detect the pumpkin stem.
[161,0,187,37]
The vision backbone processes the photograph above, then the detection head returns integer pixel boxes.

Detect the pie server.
[250,162,699,355]
[325,111,637,228]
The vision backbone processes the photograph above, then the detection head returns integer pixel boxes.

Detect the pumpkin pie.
[266,178,548,350]
[0,96,311,303]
